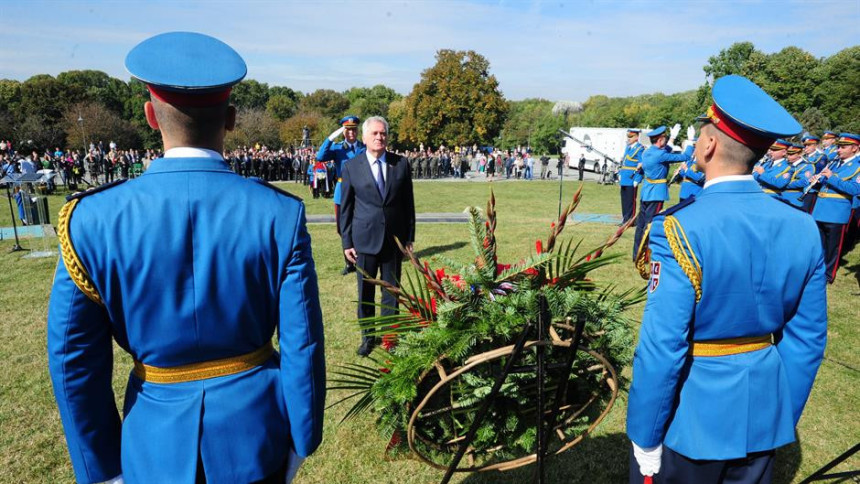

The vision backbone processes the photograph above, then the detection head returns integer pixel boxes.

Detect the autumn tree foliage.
[399,49,506,148]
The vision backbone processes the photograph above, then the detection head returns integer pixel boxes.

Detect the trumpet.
[798,160,837,202]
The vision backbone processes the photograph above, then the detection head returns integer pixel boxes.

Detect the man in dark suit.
[339,116,416,356]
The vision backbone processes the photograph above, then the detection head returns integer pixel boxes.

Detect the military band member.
[632,125,691,261]
[753,139,792,199]
[628,74,826,484]
[784,143,816,211]
[318,115,366,275]
[802,135,826,172]
[48,32,325,483]
[821,131,839,164]
[810,133,860,284]
[619,129,644,224]
[677,159,704,202]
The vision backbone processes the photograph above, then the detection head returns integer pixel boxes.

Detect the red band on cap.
[705,105,774,150]
[148,86,231,107]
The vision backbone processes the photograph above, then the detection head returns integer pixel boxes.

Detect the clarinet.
[667,164,684,186]
[798,159,838,202]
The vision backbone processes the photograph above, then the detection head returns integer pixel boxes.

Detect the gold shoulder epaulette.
[663,215,702,301]
[57,199,103,305]
[634,223,652,280]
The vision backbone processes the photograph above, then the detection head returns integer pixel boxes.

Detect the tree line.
[0,42,856,156]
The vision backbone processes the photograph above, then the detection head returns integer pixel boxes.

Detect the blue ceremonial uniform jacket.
[754,158,793,199]
[316,139,365,205]
[619,142,644,186]
[812,154,860,224]
[678,162,704,200]
[627,177,827,460]
[48,156,326,483]
[640,144,691,201]
[823,145,839,164]
[806,150,827,173]
[784,161,816,209]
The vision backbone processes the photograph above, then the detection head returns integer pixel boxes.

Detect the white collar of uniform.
[366,151,387,165]
[164,147,224,160]
[791,157,804,167]
[703,174,754,189]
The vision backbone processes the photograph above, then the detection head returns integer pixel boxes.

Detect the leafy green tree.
[399,49,506,148]
[279,112,338,149]
[225,108,281,150]
[57,70,129,115]
[20,74,83,122]
[0,79,22,114]
[231,79,270,110]
[298,89,350,120]
[344,85,402,119]
[63,101,139,150]
[813,46,860,132]
[124,79,161,149]
[266,94,298,121]
[499,99,554,150]
[703,42,760,81]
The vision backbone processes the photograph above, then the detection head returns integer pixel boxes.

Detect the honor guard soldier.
[619,129,645,224]
[628,75,826,484]
[632,124,691,261]
[318,115,366,275]
[676,137,704,202]
[821,131,839,164]
[810,133,860,283]
[48,32,325,483]
[783,143,816,211]
[802,135,827,172]
[753,139,792,199]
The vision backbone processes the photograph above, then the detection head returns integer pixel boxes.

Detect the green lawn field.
[0,179,856,483]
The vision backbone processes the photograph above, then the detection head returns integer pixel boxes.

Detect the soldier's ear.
[144,102,160,130]
[225,105,236,132]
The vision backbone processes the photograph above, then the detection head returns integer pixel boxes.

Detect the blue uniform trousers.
[632,200,664,260]
[629,446,774,484]
[621,185,638,223]
[817,221,847,283]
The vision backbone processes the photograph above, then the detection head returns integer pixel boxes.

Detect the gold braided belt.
[646,178,667,184]
[133,341,275,384]
[690,335,773,357]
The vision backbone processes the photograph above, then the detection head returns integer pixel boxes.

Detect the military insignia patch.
[649,261,661,292]
[805,171,812,179]
[782,173,789,179]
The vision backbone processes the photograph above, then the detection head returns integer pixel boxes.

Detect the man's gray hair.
[362,116,389,134]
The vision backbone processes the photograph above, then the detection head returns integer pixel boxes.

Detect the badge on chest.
[649,261,661,293]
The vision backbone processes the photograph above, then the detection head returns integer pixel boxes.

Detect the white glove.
[327,126,345,142]
[632,442,662,476]
[669,124,681,144]
[686,125,696,142]
[682,140,693,151]
[103,475,124,484]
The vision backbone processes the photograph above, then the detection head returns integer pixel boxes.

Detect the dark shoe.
[357,338,375,357]
[341,264,356,276]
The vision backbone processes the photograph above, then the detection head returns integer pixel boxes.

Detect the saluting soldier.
[753,139,792,199]
[632,124,691,261]
[783,143,817,212]
[810,133,860,283]
[47,32,325,483]
[619,129,644,224]
[317,115,366,274]
[629,75,826,484]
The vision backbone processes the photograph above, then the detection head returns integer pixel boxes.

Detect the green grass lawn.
[0,179,857,483]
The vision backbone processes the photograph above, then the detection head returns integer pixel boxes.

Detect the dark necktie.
[375,159,385,198]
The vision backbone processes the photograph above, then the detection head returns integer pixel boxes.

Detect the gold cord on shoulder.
[634,223,652,280]
[57,199,103,305]
[663,216,702,302]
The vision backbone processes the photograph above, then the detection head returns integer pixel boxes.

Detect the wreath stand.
[404,295,619,484]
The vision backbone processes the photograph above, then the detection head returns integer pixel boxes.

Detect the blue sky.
[1,0,858,101]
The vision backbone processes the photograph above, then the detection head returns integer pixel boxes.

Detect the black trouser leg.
[818,221,846,284]
[356,240,403,341]
[621,185,636,223]
[632,200,663,261]
[629,445,774,484]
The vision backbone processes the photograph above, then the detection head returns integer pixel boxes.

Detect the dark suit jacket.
[340,151,415,254]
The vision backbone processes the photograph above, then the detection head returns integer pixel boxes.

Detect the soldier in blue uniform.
[802,135,827,172]
[632,124,691,261]
[821,131,839,164]
[810,133,860,284]
[317,116,366,274]
[753,139,793,200]
[628,75,826,484]
[783,143,817,212]
[47,32,325,484]
[677,146,705,202]
[619,129,645,224]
